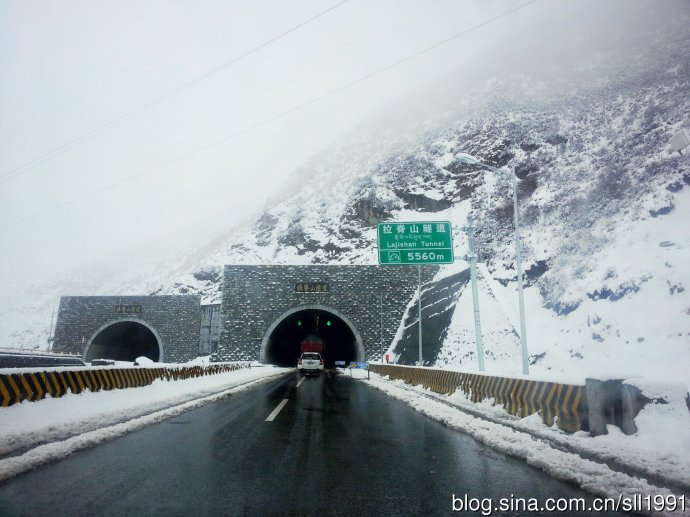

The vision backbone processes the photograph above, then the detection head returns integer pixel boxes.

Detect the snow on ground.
[435,262,524,376]
[2,361,689,515]
[432,188,690,386]
[0,365,291,483]
[349,367,690,516]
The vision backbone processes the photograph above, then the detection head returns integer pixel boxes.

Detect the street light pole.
[455,153,530,375]
[511,165,530,375]
[463,215,484,371]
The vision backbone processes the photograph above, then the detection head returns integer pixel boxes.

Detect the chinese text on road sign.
[377,221,454,265]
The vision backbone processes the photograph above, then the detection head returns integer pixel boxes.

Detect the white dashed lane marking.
[266,377,305,422]
[265,399,289,422]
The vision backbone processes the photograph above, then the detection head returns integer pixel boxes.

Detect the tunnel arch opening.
[261,306,363,367]
[84,319,163,363]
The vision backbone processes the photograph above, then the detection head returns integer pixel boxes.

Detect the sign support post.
[380,291,384,362]
[418,265,423,366]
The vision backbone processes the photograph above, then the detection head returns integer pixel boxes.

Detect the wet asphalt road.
[0,371,620,516]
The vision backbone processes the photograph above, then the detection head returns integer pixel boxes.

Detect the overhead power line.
[0,0,539,233]
[0,0,348,185]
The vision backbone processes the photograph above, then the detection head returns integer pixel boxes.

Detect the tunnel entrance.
[263,307,361,367]
[85,320,161,363]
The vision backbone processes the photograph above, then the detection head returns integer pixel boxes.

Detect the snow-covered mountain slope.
[2,12,689,387]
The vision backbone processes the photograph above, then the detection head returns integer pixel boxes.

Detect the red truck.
[300,335,325,355]
[298,335,326,374]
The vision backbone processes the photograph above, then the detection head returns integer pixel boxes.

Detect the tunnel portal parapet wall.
[219,265,432,363]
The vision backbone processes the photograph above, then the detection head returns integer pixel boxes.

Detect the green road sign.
[377,221,454,265]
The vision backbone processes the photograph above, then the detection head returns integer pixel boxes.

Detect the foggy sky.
[1,0,685,287]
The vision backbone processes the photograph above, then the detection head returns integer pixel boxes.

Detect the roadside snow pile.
[356,370,689,515]
[358,369,690,498]
[0,366,290,482]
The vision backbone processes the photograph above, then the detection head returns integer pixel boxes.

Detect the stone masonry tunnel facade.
[52,265,427,364]
[52,296,202,363]
[219,265,423,363]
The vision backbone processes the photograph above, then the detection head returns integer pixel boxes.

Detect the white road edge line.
[296,377,305,388]
[265,399,289,422]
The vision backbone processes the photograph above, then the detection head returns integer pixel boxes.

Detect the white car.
[298,352,324,375]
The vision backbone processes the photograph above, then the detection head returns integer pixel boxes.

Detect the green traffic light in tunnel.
[326,320,331,326]
[297,320,302,326]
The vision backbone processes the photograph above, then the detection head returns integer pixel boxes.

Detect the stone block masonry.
[199,304,221,355]
[219,265,435,362]
[50,265,437,365]
[52,296,202,363]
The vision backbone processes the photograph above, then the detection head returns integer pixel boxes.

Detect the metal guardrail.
[0,363,250,407]
[369,364,588,433]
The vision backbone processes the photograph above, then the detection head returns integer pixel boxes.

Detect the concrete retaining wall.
[0,363,249,407]
[0,353,85,369]
[370,364,588,433]
[586,377,690,437]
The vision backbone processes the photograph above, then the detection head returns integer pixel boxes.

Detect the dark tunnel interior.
[85,321,161,362]
[265,309,359,367]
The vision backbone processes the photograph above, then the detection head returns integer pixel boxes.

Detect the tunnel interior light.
[326,320,332,327]
[297,320,302,326]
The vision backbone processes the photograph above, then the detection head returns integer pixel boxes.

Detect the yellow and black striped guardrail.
[369,364,587,433]
[0,363,249,408]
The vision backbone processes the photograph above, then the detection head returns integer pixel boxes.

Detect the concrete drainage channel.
[366,364,690,496]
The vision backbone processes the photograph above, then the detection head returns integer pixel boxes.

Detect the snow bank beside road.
[352,369,690,514]
[0,366,291,481]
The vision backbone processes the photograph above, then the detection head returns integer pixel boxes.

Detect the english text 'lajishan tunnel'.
[85,321,161,363]
[263,309,360,367]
